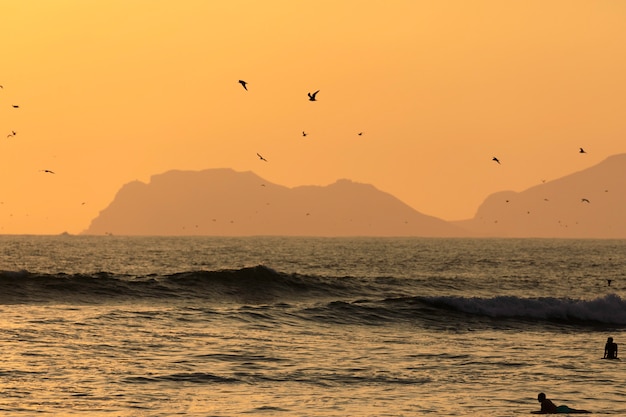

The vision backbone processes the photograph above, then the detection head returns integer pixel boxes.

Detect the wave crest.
[425,294,626,325]
[0,265,353,303]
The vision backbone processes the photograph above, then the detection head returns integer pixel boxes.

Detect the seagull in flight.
[492,157,501,164]
[357,132,363,136]
[256,153,268,162]
[40,169,55,174]
[308,90,319,101]
[12,105,19,108]
[238,80,248,91]
[579,147,586,154]
[302,131,307,137]
[7,131,16,138]
[581,198,590,203]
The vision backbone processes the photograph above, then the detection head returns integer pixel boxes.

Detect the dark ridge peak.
[83,169,467,237]
[456,153,626,238]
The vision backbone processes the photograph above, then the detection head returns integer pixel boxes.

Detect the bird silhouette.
[40,169,55,174]
[308,90,319,101]
[7,131,16,138]
[302,131,307,137]
[492,157,501,164]
[581,198,590,203]
[12,105,19,108]
[579,147,586,154]
[256,153,268,162]
[357,132,363,136]
[238,80,248,90]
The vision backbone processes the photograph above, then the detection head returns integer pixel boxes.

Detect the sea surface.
[0,236,625,416]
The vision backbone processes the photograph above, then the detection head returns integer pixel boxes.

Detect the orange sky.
[1,0,625,234]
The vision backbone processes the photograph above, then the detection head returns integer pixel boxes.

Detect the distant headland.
[83,154,626,238]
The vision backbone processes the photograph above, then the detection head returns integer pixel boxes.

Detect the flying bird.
[302,131,307,137]
[7,131,16,138]
[308,90,319,101]
[40,169,55,174]
[256,153,268,162]
[581,198,590,203]
[357,132,363,136]
[492,157,501,164]
[12,105,19,108]
[238,80,248,90]
[579,147,586,154]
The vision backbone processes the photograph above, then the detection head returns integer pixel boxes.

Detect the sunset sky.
[1,1,625,235]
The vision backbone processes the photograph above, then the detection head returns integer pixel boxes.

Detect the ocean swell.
[1,266,625,328]
[0,265,356,304]
[423,293,626,326]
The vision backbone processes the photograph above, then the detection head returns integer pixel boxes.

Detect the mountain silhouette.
[455,153,626,238]
[83,169,467,236]
[83,154,626,238]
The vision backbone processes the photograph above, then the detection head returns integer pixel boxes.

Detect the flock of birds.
[238,79,589,186]
[7,78,590,179]
[1,79,598,205]
[238,80,364,163]
[1,80,352,185]
[238,78,599,220]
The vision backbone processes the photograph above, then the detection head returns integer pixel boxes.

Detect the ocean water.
[0,236,625,416]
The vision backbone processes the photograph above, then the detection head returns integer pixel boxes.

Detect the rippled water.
[0,236,625,416]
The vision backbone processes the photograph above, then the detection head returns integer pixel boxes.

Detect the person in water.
[532,393,591,414]
[604,337,618,359]
[535,392,557,413]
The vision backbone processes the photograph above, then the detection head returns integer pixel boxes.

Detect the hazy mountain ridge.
[83,169,467,237]
[455,153,626,238]
[83,155,626,237]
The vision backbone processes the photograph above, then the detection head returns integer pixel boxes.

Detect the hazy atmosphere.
[2,1,625,235]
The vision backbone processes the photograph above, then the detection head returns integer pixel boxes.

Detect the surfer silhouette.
[604,337,618,359]
[535,393,557,414]
[532,393,591,414]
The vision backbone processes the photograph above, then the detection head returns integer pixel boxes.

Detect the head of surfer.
[608,337,613,343]
[537,393,546,402]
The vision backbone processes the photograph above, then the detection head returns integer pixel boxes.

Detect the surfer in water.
[604,337,618,359]
[532,393,591,414]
